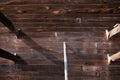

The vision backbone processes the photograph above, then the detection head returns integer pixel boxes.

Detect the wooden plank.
[0,4,109,9]
[8,17,120,24]
[0,0,102,5]
[0,76,64,80]
[3,13,120,18]
[97,42,120,49]
[68,71,100,77]
[0,65,63,72]
[0,2,119,14]
[0,7,117,14]
[70,76,101,80]
[0,6,114,13]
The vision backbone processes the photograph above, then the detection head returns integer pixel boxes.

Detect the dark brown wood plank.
[0,0,102,5]
[0,0,120,80]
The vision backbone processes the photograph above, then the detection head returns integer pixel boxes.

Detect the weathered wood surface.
[0,0,120,80]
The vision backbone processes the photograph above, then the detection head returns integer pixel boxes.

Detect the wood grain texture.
[0,0,120,80]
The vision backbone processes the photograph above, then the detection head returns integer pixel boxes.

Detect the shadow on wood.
[66,44,107,65]
[17,30,63,65]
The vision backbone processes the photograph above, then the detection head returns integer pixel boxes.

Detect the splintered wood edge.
[107,54,111,65]
[113,24,120,28]
[105,29,109,40]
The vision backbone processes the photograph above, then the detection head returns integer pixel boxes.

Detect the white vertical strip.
[63,42,68,80]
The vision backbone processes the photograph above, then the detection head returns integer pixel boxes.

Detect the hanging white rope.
[63,42,68,80]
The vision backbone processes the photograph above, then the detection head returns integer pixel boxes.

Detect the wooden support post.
[105,24,120,40]
[63,42,68,80]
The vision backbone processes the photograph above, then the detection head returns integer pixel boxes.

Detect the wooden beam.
[106,24,120,40]
[107,52,120,65]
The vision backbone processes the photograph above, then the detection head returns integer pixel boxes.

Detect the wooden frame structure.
[106,24,120,65]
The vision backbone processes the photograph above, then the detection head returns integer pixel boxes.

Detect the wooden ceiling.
[0,0,119,80]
